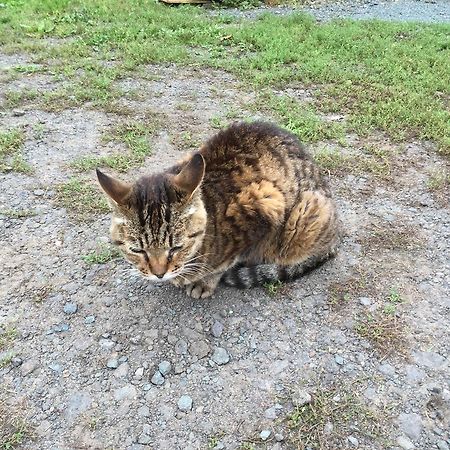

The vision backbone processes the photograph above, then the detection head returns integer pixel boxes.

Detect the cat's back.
[200,121,329,196]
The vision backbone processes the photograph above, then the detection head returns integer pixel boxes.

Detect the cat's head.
[96,153,207,282]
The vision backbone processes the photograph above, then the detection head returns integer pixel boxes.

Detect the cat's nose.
[155,272,165,279]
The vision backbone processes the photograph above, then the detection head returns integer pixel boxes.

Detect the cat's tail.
[221,250,336,289]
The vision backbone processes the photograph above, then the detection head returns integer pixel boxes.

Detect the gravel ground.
[0,7,450,450]
[209,0,450,23]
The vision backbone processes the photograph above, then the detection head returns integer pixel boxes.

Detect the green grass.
[71,118,160,172]
[82,243,121,265]
[0,326,18,351]
[0,128,31,174]
[427,168,449,191]
[0,2,449,153]
[0,394,31,450]
[287,383,384,449]
[0,209,37,219]
[264,280,283,297]
[55,177,109,219]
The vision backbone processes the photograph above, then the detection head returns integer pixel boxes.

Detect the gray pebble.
[53,323,69,333]
[265,406,278,419]
[11,357,23,367]
[397,413,423,441]
[397,436,414,450]
[260,430,271,441]
[359,297,371,306]
[113,384,137,401]
[143,384,152,391]
[134,367,144,379]
[437,441,450,450]
[13,110,25,117]
[138,405,150,417]
[212,347,230,365]
[275,433,284,442]
[137,434,152,445]
[335,355,344,365]
[348,436,359,447]
[84,315,96,324]
[158,361,172,376]
[213,442,225,450]
[63,302,77,315]
[190,340,210,359]
[118,356,128,363]
[292,390,312,407]
[107,358,119,369]
[48,362,62,372]
[211,320,224,337]
[175,339,188,355]
[151,370,165,386]
[177,395,193,412]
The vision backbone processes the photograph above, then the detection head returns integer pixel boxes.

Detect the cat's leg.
[185,273,222,299]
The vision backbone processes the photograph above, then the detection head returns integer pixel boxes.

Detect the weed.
[210,116,227,129]
[427,168,449,191]
[0,209,37,219]
[356,311,406,357]
[0,351,15,369]
[82,244,121,265]
[0,128,31,174]
[0,326,18,351]
[0,394,32,450]
[287,383,384,450]
[264,280,283,297]
[54,178,109,220]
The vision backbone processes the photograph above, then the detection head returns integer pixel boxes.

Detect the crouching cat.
[97,121,340,299]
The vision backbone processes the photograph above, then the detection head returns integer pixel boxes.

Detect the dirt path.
[1,47,449,450]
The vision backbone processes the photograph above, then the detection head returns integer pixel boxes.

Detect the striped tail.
[221,252,336,289]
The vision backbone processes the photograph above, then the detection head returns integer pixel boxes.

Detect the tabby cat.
[97,121,340,299]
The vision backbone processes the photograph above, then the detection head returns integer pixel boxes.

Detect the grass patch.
[427,168,449,191]
[264,280,284,297]
[0,326,18,352]
[0,3,448,153]
[0,394,32,450]
[82,243,121,265]
[71,117,160,172]
[356,309,407,357]
[0,209,37,219]
[252,92,345,143]
[0,128,31,174]
[287,383,384,449]
[55,178,109,220]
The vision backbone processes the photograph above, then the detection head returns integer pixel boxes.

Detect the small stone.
[11,357,22,367]
[292,390,312,407]
[151,371,165,386]
[107,358,119,369]
[190,340,210,359]
[397,413,423,441]
[113,384,137,401]
[158,361,172,376]
[324,422,334,434]
[134,367,144,379]
[358,297,371,306]
[48,362,62,372]
[413,351,445,369]
[265,406,278,419]
[212,347,230,365]
[175,339,188,355]
[335,355,344,365]
[143,384,152,391]
[177,395,193,412]
[84,315,95,324]
[211,321,224,338]
[437,441,449,450]
[275,434,284,442]
[397,436,414,450]
[348,436,359,447]
[260,430,271,441]
[138,406,150,417]
[53,323,70,333]
[33,189,45,196]
[12,110,25,117]
[114,362,129,378]
[137,434,152,445]
[213,442,225,450]
[21,358,39,376]
[63,303,77,315]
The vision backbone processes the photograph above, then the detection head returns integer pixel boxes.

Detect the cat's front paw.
[185,281,215,299]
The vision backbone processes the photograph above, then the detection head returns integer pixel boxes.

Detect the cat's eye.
[130,247,145,254]
[168,246,182,258]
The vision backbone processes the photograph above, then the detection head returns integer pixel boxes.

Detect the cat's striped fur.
[97,121,340,298]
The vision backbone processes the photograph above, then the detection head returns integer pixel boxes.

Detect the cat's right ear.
[96,169,132,206]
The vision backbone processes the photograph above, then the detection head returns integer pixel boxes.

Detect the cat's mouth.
[142,272,177,283]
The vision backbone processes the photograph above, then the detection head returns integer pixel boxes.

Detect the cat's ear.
[96,169,132,206]
[172,153,205,199]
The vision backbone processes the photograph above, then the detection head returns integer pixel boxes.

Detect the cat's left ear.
[172,153,205,200]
